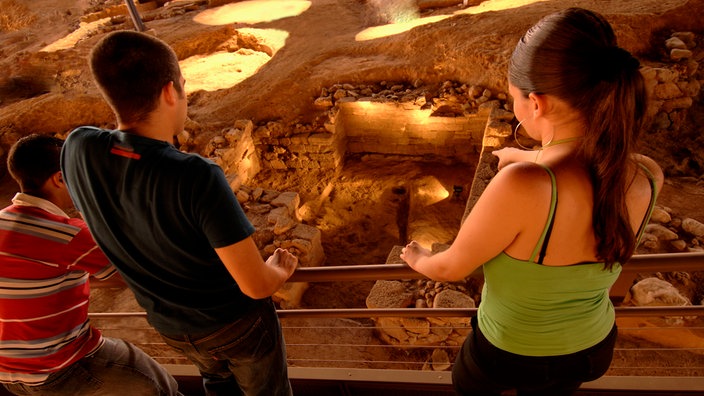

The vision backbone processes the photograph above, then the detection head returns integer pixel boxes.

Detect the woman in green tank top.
[401,7,664,396]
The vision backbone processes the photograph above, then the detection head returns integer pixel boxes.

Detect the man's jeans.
[3,337,181,396]
[160,298,292,396]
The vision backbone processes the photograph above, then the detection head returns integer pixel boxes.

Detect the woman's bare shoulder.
[632,154,665,190]
[485,161,555,205]
[494,161,553,186]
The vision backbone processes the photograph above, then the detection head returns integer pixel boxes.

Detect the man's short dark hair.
[89,30,182,125]
[7,134,63,193]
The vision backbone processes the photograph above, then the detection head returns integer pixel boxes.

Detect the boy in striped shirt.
[0,134,181,395]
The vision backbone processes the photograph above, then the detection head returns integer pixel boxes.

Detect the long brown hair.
[508,8,647,269]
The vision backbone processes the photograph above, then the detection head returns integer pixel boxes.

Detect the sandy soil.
[249,154,476,308]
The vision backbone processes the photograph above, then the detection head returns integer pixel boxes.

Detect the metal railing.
[287,251,704,282]
[89,252,704,393]
[125,0,147,32]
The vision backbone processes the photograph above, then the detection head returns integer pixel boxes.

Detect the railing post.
[125,0,147,32]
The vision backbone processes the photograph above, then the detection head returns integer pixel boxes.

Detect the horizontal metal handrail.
[90,252,704,288]
[619,252,704,272]
[88,252,704,319]
[161,364,704,392]
[286,252,704,283]
[89,305,704,319]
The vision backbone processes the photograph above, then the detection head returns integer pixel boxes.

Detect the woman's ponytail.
[508,8,648,270]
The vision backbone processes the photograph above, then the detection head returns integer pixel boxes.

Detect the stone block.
[662,97,693,112]
[271,191,300,214]
[682,218,704,238]
[273,282,309,309]
[268,159,287,170]
[308,133,334,145]
[366,280,414,309]
[653,82,682,100]
[484,120,512,138]
[433,289,475,308]
[653,67,679,83]
[644,223,679,241]
[401,318,430,335]
[650,207,672,224]
[291,224,322,246]
[482,136,505,148]
[273,216,298,235]
[666,37,687,50]
[289,134,308,145]
[234,119,254,134]
[671,48,692,61]
[628,277,690,307]
[376,317,409,343]
[678,79,701,97]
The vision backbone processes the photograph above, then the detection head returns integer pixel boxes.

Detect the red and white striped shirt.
[0,193,115,385]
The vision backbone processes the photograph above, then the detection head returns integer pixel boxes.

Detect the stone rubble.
[235,183,326,309]
[365,279,473,346]
[640,206,704,254]
[253,79,509,172]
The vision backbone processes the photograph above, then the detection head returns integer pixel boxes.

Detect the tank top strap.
[634,162,659,245]
[529,165,558,264]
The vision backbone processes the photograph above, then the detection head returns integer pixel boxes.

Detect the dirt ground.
[249,154,476,308]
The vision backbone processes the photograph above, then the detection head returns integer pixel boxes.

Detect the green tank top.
[477,164,657,356]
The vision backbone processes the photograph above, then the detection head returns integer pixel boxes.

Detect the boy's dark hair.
[89,30,182,125]
[7,134,63,194]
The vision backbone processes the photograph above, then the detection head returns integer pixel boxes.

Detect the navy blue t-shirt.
[61,126,256,334]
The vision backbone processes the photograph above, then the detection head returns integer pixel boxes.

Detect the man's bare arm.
[216,237,298,299]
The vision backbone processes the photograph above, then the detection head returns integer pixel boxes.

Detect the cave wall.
[336,101,485,163]
[202,26,701,185]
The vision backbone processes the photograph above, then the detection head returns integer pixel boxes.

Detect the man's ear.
[162,81,178,106]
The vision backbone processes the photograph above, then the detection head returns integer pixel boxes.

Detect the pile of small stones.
[641,205,704,253]
[315,79,509,116]
[411,278,482,309]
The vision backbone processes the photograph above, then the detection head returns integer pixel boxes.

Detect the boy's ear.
[53,171,62,184]
[45,171,63,189]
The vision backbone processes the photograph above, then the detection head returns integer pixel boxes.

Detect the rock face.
[628,277,691,307]
[640,207,704,254]
[367,281,475,346]
[236,184,326,308]
[624,276,695,325]
[365,245,476,359]
[178,117,327,307]
[366,280,415,309]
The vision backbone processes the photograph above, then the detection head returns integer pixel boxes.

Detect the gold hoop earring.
[513,120,534,150]
[541,129,554,149]
[514,121,557,151]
